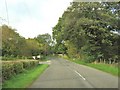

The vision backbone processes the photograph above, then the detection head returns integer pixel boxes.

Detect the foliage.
[52,2,120,64]
[25,39,40,56]
[2,62,14,80]
[1,25,53,59]
[35,33,52,55]
[2,64,48,88]
[13,62,24,74]
[2,60,39,82]
[1,25,27,57]
[65,41,78,58]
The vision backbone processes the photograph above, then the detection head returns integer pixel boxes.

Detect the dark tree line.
[52,2,120,64]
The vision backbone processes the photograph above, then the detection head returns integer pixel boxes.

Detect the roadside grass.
[60,55,119,77]
[86,63,118,76]
[2,64,49,88]
[72,59,119,76]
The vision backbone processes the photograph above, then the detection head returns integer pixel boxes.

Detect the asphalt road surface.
[30,57,118,88]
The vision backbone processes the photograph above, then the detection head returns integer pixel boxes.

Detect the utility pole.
[4,0,9,25]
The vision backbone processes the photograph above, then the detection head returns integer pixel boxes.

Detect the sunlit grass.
[73,59,118,76]
[86,63,118,76]
[2,64,49,88]
[62,55,119,77]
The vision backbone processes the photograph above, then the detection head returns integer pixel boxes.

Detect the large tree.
[1,25,26,57]
[52,2,119,63]
[35,33,52,55]
[1,25,42,59]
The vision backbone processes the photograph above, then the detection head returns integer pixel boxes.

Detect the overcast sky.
[0,0,73,38]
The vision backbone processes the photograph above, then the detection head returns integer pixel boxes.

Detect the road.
[30,57,118,88]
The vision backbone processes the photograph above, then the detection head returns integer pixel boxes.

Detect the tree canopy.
[52,2,120,63]
[1,25,52,60]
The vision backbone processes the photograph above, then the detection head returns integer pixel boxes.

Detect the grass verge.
[2,64,49,88]
[73,59,118,76]
[61,55,119,77]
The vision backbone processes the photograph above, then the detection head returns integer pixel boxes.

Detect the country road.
[30,57,118,88]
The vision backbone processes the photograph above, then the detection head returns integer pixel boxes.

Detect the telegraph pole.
[4,0,9,25]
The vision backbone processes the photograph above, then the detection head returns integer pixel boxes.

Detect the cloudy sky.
[0,0,73,38]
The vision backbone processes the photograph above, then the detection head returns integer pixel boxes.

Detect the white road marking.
[74,70,86,80]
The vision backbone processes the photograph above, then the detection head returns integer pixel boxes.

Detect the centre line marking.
[74,70,86,80]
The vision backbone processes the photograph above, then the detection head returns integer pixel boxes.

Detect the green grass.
[73,59,118,76]
[62,56,119,77]
[2,64,49,88]
[86,63,118,76]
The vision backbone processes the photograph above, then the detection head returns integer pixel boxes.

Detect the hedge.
[13,62,24,74]
[2,60,39,82]
[2,62,14,81]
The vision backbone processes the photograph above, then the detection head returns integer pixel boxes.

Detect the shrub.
[13,62,24,74]
[2,62,14,81]
[22,60,39,69]
[2,60,39,82]
[30,61,39,67]
[33,60,39,66]
[2,56,15,60]
[30,61,35,67]
[22,61,31,69]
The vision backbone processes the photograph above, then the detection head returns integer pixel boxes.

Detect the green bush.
[22,61,31,69]
[2,56,15,60]
[33,60,39,66]
[30,61,36,67]
[80,54,95,63]
[13,62,24,74]
[84,56,95,63]
[22,60,39,69]
[2,60,39,82]
[31,61,39,67]
[2,62,14,81]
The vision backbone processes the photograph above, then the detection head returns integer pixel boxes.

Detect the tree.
[1,25,26,57]
[52,2,119,63]
[1,25,42,59]
[35,33,52,55]
[25,38,40,56]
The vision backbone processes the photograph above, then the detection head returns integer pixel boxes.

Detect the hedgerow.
[13,62,24,74]
[2,60,39,82]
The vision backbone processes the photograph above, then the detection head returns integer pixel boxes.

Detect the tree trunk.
[104,59,106,64]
